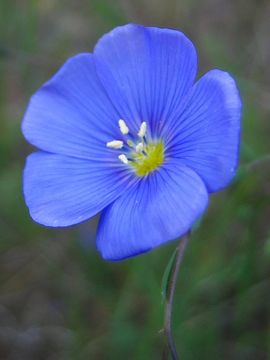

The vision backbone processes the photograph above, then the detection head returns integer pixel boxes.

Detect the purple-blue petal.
[94,24,197,137]
[165,70,242,192]
[22,54,122,161]
[23,152,136,227]
[96,162,208,261]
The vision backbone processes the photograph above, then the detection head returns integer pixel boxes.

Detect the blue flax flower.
[22,24,241,260]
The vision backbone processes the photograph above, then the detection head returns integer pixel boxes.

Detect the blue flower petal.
[165,70,242,192]
[24,152,135,227]
[96,162,208,260]
[22,54,122,161]
[94,24,197,136]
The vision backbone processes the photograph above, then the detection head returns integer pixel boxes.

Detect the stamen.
[138,122,147,138]
[106,140,124,149]
[118,119,129,135]
[127,140,134,147]
[118,154,129,164]
[106,120,163,176]
[135,142,144,153]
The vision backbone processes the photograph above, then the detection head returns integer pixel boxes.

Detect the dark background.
[0,0,270,359]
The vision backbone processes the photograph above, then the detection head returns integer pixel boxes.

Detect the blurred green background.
[0,0,270,359]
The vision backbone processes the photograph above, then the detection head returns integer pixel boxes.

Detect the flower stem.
[163,233,190,360]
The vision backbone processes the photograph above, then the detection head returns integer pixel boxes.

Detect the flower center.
[106,120,164,177]
[131,142,164,176]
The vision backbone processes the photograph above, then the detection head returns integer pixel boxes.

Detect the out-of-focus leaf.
[161,248,177,302]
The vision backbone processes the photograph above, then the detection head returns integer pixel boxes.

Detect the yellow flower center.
[131,142,164,176]
[106,120,164,177]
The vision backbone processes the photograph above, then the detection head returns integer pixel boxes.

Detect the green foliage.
[161,247,177,302]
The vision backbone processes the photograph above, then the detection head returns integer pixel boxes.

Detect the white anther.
[135,142,144,153]
[118,119,129,135]
[118,154,129,164]
[138,122,147,138]
[127,140,134,147]
[106,140,124,149]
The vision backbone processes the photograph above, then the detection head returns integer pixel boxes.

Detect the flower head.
[22,24,241,260]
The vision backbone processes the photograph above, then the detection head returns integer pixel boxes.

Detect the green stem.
[163,233,190,360]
